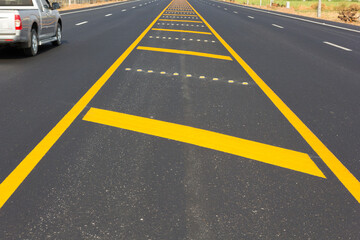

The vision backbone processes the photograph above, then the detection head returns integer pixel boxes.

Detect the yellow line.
[165,10,194,13]
[0,0,175,209]
[187,1,360,203]
[158,19,203,23]
[137,46,232,61]
[163,14,198,16]
[83,108,325,178]
[152,28,211,35]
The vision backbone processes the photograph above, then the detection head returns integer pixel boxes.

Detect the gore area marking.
[151,28,211,34]
[137,46,232,60]
[83,108,325,178]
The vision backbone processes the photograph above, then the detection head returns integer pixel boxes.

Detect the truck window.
[0,0,33,6]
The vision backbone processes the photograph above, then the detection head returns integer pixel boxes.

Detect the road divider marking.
[75,21,88,26]
[188,0,360,203]
[163,14,198,16]
[248,16,254,19]
[151,28,211,34]
[323,41,352,51]
[122,9,126,11]
[158,19,202,23]
[105,13,112,17]
[137,46,232,60]
[83,108,325,178]
[0,0,175,210]
[165,10,194,12]
[272,24,284,29]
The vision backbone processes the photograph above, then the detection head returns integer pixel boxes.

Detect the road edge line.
[187,0,360,203]
[0,0,174,210]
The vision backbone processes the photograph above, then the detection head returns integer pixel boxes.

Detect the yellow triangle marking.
[83,108,325,178]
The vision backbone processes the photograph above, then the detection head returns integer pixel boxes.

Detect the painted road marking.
[163,14,197,16]
[272,24,284,29]
[83,108,325,178]
[233,11,238,13]
[75,21,88,26]
[151,28,211,35]
[0,0,175,210]
[248,16,254,19]
[158,19,202,23]
[105,13,112,17]
[323,41,352,51]
[122,9,126,11]
[188,0,360,203]
[137,46,232,60]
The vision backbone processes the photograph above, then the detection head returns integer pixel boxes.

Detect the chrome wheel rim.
[57,27,62,43]
[32,33,38,54]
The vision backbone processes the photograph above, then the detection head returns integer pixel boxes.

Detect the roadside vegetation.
[227,0,360,25]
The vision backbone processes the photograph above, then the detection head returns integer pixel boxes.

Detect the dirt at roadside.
[58,0,127,11]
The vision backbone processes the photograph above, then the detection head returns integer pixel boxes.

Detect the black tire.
[52,23,62,46]
[24,29,39,57]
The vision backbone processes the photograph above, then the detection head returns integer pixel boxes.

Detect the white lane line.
[272,24,284,29]
[132,6,136,8]
[122,9,127,11]
[248,16,254,19]
[75,21,88,26]
[105,13,112,17]
[212,0,360,34]
[60,0,140,15]
[233,11,238,13]
[323,41,352,51]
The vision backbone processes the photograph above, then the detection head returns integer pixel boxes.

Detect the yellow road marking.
[0,0,175,209]
[83,108,325,178]
[158,19,202,23]
[151,28,211,35]
[187,1,360,203]
[137,46,232,61]
[165,10,194,12]
[163,14,198,16]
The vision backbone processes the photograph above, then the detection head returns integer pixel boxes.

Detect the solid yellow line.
[187,1,360,203]
[0,0,175,209]
[83,108,325,178]
[152,28,211,35]
[163,14,198,16]
[137,46,232,61]
[158,19,203,23]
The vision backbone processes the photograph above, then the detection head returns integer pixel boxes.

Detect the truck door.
[38,0,56,38]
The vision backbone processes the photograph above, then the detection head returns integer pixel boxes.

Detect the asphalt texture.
[0,0,360,239]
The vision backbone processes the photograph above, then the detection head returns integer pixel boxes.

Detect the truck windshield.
[0,0,33,6]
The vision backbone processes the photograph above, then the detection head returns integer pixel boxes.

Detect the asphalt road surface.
[1,0,360,239]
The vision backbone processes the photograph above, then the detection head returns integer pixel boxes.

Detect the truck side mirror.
[52,2,60,9]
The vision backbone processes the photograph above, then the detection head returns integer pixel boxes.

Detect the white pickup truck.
[0,0,62,56]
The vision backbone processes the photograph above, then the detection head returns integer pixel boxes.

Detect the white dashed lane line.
[323,41,352,51]
[122,9,126,11]
[75,21,88,26]
[248,16,254,19]
[272,24,284,29]
[105,13,112,17]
